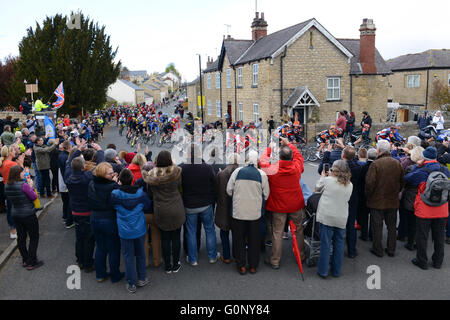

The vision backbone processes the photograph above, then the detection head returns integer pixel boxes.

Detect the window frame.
[326,77,341,101]
[237,67,243,87]
[216,100,221,117]
[226,69,231,89]
[406,74,420,88]
[253,103,259,123]
[207,100,212,116]
[252,64,259,87]
[238,102,243,121]
[215,72,221,89]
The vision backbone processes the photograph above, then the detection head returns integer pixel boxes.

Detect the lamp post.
[197,54,204,124]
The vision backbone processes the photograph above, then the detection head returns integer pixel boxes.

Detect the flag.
[53,82,65,109]
[44,115,56,143]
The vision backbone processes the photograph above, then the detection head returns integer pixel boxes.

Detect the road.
[0,100,449,300]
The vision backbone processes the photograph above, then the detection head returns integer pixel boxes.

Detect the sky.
[1,0,449,82]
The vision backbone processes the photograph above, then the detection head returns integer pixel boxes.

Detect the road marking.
[306,162,319,167]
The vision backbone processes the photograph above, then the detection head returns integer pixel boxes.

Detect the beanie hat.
[125,152,136,165]
[104,149,118,162]
[422,147,437,161]
[410,146,424,163]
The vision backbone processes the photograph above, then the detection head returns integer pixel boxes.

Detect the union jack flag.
[52,82,65,109]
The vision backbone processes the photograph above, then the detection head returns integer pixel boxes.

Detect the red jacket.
[259,144,305,213]
[128,163,142,185]
[336,116,347,131]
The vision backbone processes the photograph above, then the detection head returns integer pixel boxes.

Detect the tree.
[0,55,19,108]
[10,12,121,115]
[165,63,181,78]
[431,79,450,110]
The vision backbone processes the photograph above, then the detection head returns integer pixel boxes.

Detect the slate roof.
[387,49,450,71]
[187,76,200,86]
[144,93,153,98]
[223,40,253,65]
[235,19,314,65]
[204,59,220,73]
[338,39,392,75]
[119,79,144,90]
[144,84,159,90]
[128,70,148,77]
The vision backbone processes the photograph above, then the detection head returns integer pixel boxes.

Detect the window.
[252,64,258,86]
[216,72,220,89]
[216,101,221,117]
[226,69,231,88]
[406,75,420,88]
[253,103,259,123]
[327,77,340,100]
[207,74,211,90]
[207,100,212,115]
[237,68,243,87]
[238,102,243,121]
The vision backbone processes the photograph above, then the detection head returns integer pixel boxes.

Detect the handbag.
[33,189,41,209]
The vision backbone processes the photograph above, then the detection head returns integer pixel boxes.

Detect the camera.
[324,163,330,174]
[87,144,93,149]
[329,139,336,145]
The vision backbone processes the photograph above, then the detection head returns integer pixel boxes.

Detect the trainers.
[10,232,17,240]
[283,232,289,240]
[265,241,272,247]
[172,262,182,273]
[209,252,221,264]
[26,260,44,271]
[126,283,137,293]
[165,265,172,274]
[65,223,75,229]
[185,256,198,266]
[137,278,150,287]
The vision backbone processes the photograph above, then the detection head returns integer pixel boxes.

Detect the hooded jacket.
[142,165,185,231]
[259,143,305,213]
[111,185,151,239]
[88,176,119,220]
[34,141,58,170]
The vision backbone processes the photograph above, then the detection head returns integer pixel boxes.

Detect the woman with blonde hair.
[87,162,124,283]
[315,159,353,278]
[128,153,146,185]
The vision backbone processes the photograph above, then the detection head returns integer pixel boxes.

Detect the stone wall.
[0,112,27,123]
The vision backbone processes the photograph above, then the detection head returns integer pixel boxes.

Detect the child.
[111,169,151,293]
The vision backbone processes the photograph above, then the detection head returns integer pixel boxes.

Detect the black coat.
[179,160,216,209]
[88,176,119,220]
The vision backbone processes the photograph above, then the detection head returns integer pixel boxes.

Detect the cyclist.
[376,123,405,144]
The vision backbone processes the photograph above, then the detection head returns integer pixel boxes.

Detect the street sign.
[26,84,38,93]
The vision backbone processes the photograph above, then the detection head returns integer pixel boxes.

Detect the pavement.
[1,100,450,299]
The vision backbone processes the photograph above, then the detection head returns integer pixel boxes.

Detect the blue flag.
[44,115,56,144]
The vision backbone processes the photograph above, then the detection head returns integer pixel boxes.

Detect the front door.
[294,107,306,124]
[227,102,232,124]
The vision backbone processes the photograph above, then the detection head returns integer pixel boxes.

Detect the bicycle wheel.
[149,133,157,146]
[307,147,319,162]
[131,135,137,147]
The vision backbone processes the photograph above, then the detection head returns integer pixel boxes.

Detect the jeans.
[161,228,181,268]
[121,236,146,286]
[398,207,409,239]
[73,215,95,269]
[32,162,41,193]
[317,223,345,277]
[39,169,51,196]
[91,217,122,282]
[185,205,217,263]
[13,214,39,266]
[220,230,232,260]
[446,219,450,238]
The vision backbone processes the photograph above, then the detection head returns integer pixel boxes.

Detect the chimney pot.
[359,18,377,74]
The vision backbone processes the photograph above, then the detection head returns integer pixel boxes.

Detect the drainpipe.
[234,66,237,121]
[280,46,287,117]
[425,69,429,110]
[350,74,353,112]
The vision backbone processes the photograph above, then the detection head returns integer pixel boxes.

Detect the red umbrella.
[289,220,305,281]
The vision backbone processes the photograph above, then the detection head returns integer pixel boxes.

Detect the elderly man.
[365,140,405,258]
[259,137,305,269]
[227,150,270,275]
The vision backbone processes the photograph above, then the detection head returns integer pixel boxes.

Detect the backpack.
[420,167,450,207]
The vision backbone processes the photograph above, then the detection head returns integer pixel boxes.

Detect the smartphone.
[324,163,330,174]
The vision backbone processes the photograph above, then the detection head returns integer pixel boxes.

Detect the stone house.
[141,84,161,103]
[200,13,391,140]
[187,76,201,116]
[107,79,145,105]
[387,49,450,119]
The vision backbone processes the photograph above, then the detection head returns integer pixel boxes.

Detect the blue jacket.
[417,115,431,130]
[111,186,151,240]
[404,161,450,187]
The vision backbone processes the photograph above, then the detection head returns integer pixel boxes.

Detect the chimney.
[206,57,212,68]
[251,12,268,41]
[359,18,377,74]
